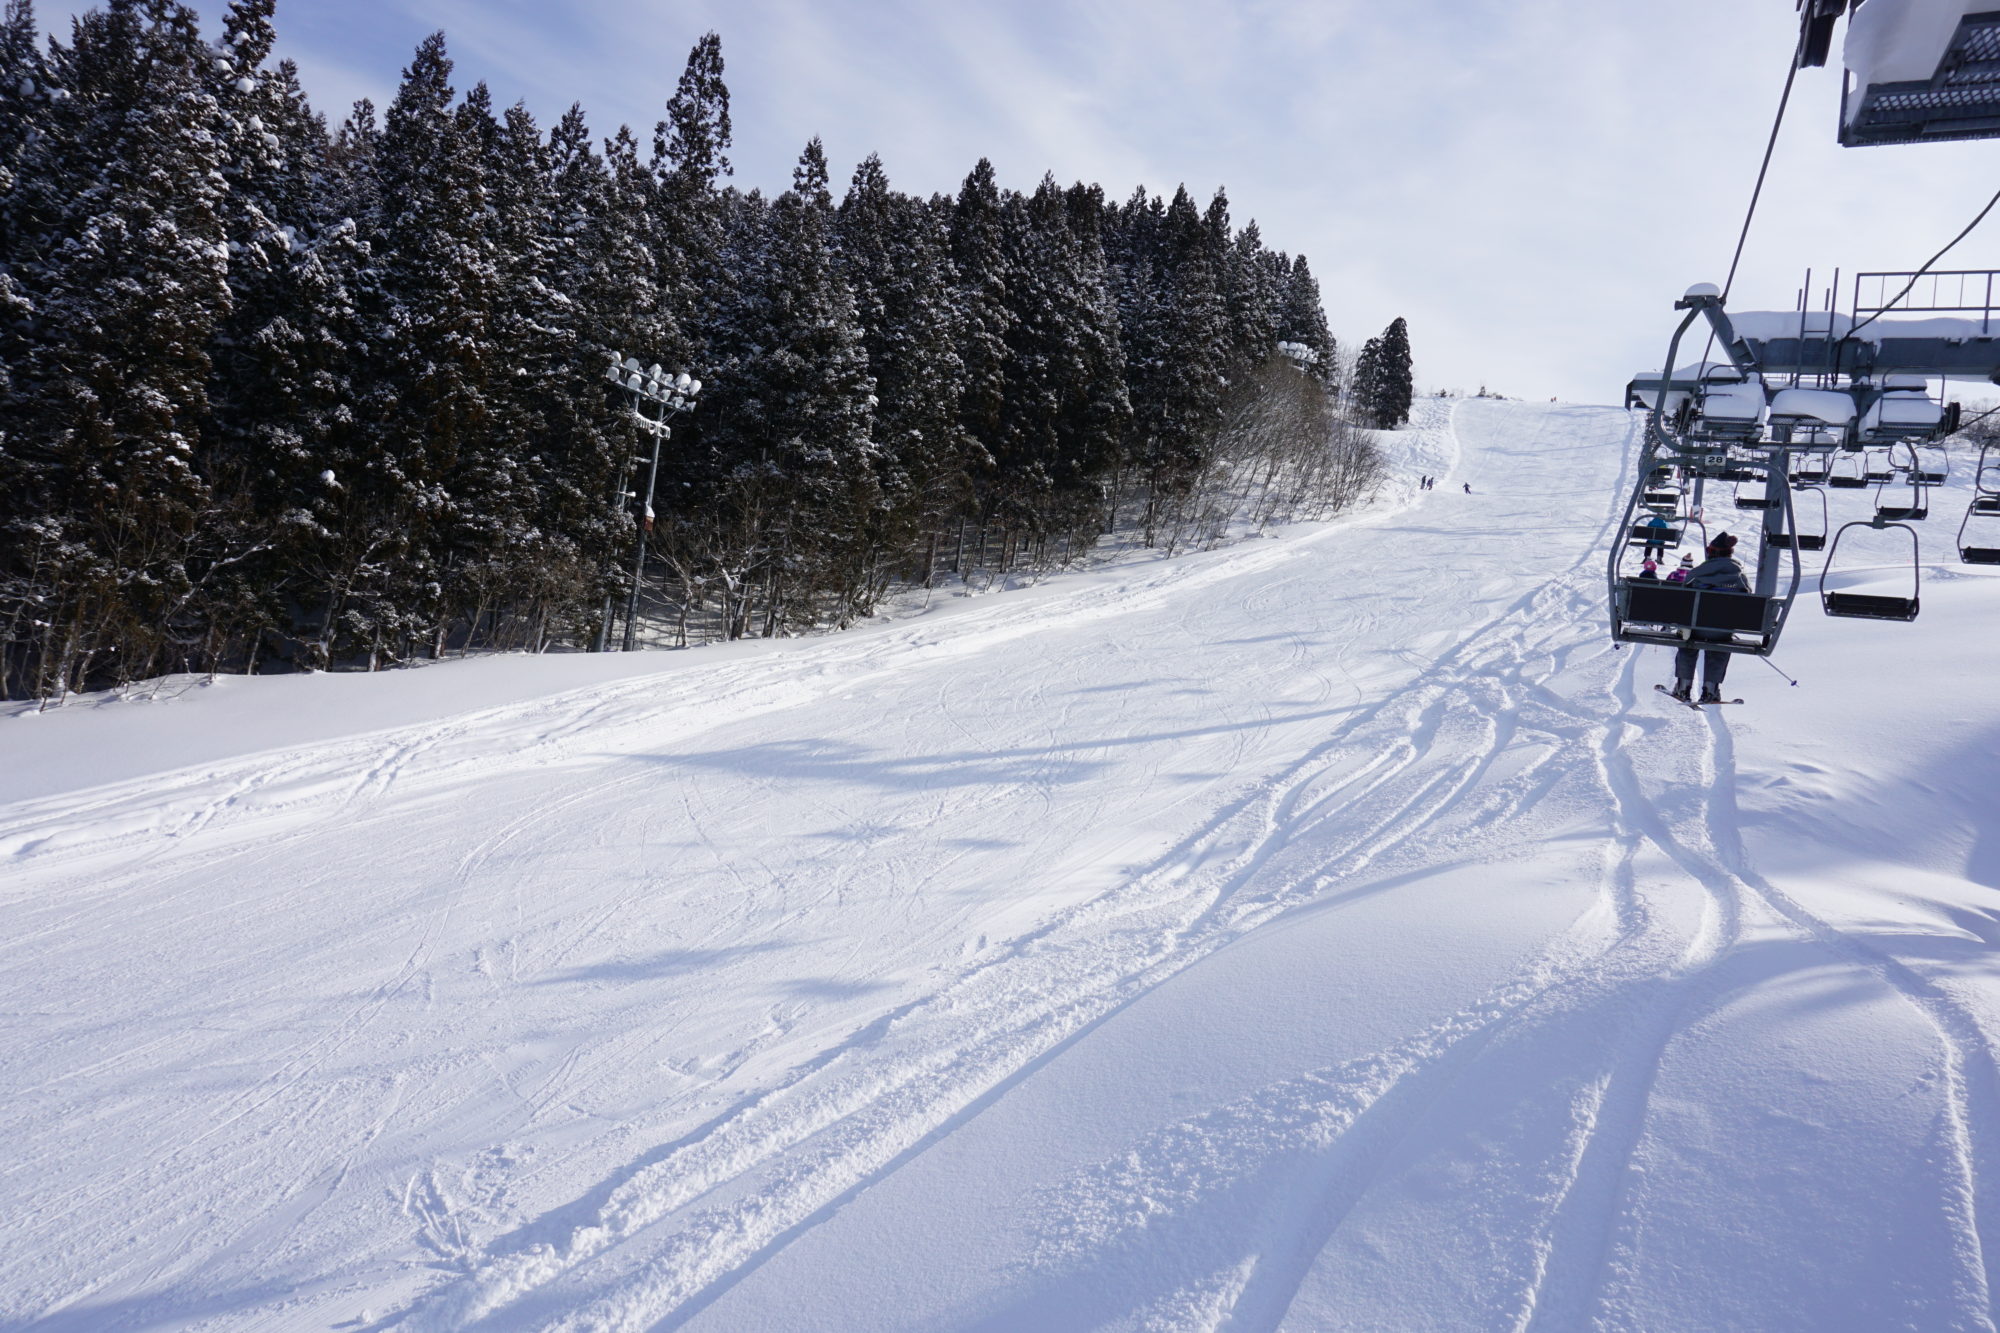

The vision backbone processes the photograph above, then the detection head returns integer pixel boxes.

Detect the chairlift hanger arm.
[1679,290,1763,379]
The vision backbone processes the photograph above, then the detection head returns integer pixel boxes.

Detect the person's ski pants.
[1674,638,1730,689]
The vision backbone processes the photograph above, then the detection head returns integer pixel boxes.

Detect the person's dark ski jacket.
[1685,552,1749,593]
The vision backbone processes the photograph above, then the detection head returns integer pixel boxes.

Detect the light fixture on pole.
[596,351,703,652]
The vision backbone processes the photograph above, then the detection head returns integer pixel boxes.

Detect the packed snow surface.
[5,399,2000,1331]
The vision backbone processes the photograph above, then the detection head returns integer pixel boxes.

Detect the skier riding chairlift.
[1639,511,1673,561]
[1669,532,1750,705]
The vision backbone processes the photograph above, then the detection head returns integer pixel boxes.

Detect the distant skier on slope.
[1670,532,1749,705]
[1462,482,1472,494]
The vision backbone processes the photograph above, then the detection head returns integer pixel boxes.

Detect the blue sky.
[36,0,2000,403]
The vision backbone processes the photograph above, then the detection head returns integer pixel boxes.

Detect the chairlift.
[1820,518,1921,621]
[1790,451,1832,485]
[1625,514,1684,553]
[1976,444,2000,500]
[1734,475,1776,510]
[1873,444,1929,521]
[1827,452,1869,489]
[1960,444,2000,562]
[1609,449,1797,656]
[1862,447,1897,483]
[1857,377,1945,444]
[1767,483,1828,552]
[1958,500,2000,564]
[1911,443,1949,484]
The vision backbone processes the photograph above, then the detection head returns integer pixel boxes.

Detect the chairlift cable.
[1697,23,1808,368]
[1721,27,1808,303]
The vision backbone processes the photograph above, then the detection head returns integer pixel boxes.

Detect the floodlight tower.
[597,355,703,652]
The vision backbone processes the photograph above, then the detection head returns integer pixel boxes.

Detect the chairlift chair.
[1827,452,1869,489]
[1691,375,1769,443]
[1790,452,1832,486]
[1958,500,2000,564]
[1873,444,1929,521]
[1734,475,1777,510]
[1976,445,2000,502]
[1857,376,1945,445]
[1626,516,1683,552]
[1862,447,1897,483]
[1912,443,1949,484]
[1767,483,1828,552]
[1820,518,1922,621]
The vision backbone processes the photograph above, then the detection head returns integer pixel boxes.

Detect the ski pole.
[1759,655,1799,687]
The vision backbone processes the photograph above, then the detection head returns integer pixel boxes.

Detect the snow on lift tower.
[1800,0,2000,146]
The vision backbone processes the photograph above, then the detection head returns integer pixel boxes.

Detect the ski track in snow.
[4,399,1998,1332]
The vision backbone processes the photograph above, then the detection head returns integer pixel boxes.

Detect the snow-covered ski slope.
[6,398,2000,1332]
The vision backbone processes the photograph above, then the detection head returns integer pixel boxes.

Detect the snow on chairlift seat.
[1694,376,1768,437]
[1858,377,1944,442]
[1768,387,1859,428]
[1626,362,1740,413]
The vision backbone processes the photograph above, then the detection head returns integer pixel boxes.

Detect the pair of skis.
[1654,684,1744,710]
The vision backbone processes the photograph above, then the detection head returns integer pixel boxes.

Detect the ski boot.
[1698,685,1724,705]
[1669,682,1693,703]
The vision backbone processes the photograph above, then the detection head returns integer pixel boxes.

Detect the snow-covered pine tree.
[651,31,726,367]
[987,175,1129,544]
[1352,316,1413,428]
[948,158,1014,515]
[1375,315,1414,427]
[836,152,971,573]
[700,140,877,635]
[358,33,497,664]
[0,0,45,400]
[1205,188,1275,381]
[538,107,648,648]
[194,0,345,667]
[1276,253,1337,386]
[1117,185,1228,543]
[1,0,230,696]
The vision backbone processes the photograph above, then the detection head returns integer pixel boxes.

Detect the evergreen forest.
[0,0,1412,702]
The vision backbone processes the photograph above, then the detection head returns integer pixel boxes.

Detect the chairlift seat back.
[1822,592,1919,621]
[1622,583,1770,634]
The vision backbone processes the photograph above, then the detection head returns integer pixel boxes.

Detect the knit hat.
[1708,532,1737,556]
[1642,558,1658,572]
[1679,551,1695,564]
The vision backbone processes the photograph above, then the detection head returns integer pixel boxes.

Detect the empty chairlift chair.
[1874,443,1929,521]
[1820,518,1921,621]
[1768,386,1858,451]
[1827,451,1869,489]
[1791,451,1833,485]
[1913,445,1950,483]
[1735,475,1778,510]
[1858,375,1945,445]
[1769,483,1829,552]
[1962,444,2000,563]
[1958,502,2000,564]
[1692,373,1768,443]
